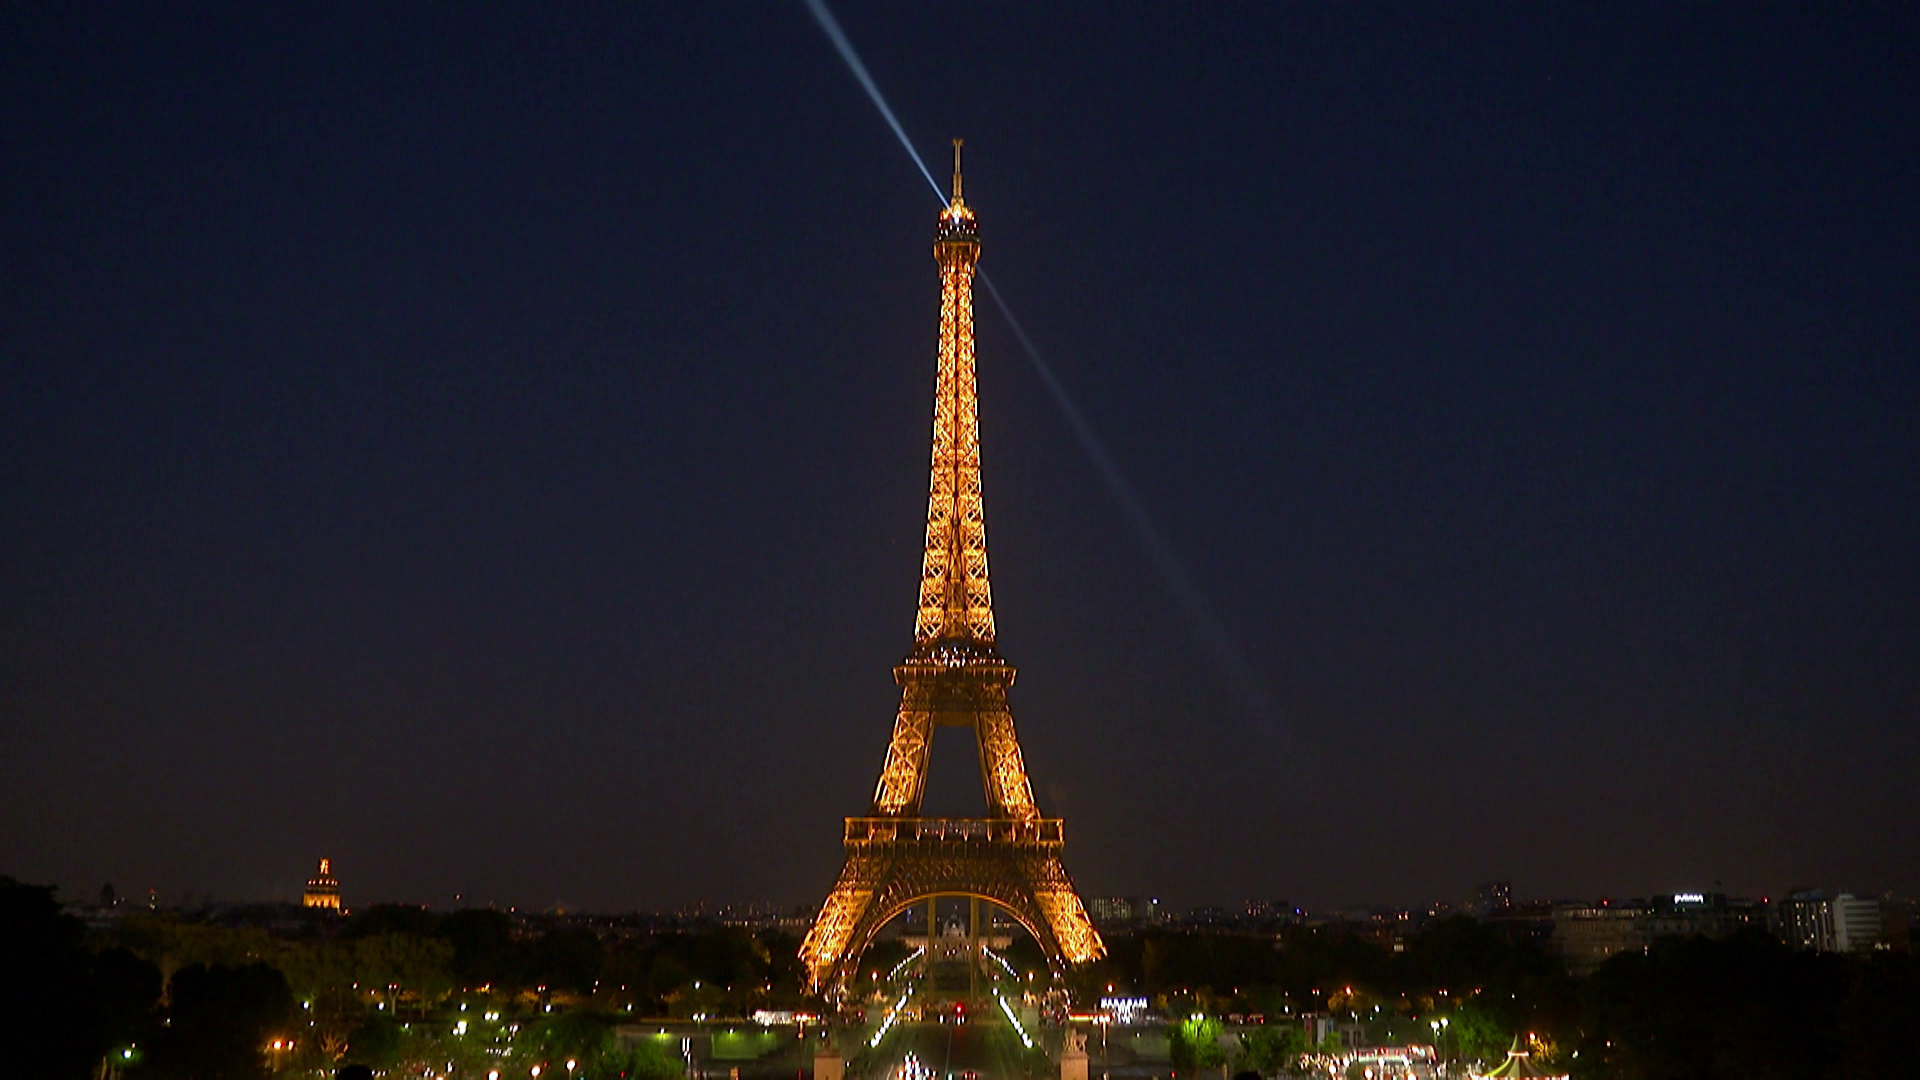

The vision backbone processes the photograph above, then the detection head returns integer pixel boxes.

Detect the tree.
[0,877,161,1080]
[1447,998,1511,1066]
[517,1010,617,1073]
[605,1037,687,1080]
[1578,931,1846,1079]
[109,913,276,995]
[146,961,294,1079]
[1838,953,1920,1079]
[342,903,441,940]
[524,924,607,994]
[341,1015,404,1073]
[275,937,361,1066]
[352,931,454,1014]
[439,907,518,988]
[1171,1013,1228,1074]
[89,947,163,1063]
[1237,1023,1307,1077]
[1396,916,1555,997]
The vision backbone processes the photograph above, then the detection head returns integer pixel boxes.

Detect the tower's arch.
[846,887,1062,984]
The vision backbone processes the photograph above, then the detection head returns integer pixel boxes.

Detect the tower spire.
[951,138,964,205]
[918,136,988,648]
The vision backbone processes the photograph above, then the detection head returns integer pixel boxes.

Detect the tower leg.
[799,860,880,992]
[874,698,936,815]
[975,704,1038,817]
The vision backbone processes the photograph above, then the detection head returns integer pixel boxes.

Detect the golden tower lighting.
[800,142,1104,995]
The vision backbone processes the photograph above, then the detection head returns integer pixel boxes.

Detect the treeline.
[0,876,807,1080]
[1063,917,1562,1013]
[1061,916,1570,1060]
[11,871,1920,1080]
[1069,917,1920,1077]
[1578,933,1919,1078]
[102,900,810,1015]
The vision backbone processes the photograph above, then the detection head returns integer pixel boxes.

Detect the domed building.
[303,857,342,911]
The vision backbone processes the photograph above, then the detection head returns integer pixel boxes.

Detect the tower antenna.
[951,138,964,204]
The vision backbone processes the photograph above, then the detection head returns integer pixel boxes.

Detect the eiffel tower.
[800,142,1104,995]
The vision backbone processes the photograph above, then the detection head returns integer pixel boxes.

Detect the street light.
[1096,1015,1111,1080]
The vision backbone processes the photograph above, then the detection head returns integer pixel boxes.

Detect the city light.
[996,992,1034,1049]
[981,945,1017,977]
[869,988,913,1047]
[889,945,926,980]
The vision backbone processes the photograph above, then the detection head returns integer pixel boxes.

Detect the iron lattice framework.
[801,143,1104,994]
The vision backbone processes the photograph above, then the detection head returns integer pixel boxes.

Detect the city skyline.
[49,859,1896,922]
[4,5,1917,914]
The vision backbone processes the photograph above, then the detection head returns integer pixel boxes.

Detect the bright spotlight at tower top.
[937,138,978,238]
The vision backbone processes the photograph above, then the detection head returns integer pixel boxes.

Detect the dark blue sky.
[4,4,1916,913]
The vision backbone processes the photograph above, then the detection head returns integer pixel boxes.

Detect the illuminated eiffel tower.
[800,142,1104,995]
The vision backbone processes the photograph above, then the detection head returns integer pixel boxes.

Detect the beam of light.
[979,273,1287,750]
[803,0,1291,752]
[804,0,946,204]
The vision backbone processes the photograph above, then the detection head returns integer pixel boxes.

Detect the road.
[870,1020,1043,1080]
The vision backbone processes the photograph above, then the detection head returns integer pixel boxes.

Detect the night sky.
[5,5,1917,916]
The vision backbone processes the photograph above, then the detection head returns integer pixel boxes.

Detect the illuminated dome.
[303,856,342,911]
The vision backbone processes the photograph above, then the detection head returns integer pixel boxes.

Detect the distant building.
[1777,890,1831,950]
[1487,901,1556,951]
[303,857,342,911]
[1244,898,1302,925]
[1472,880,1513,917]
[1549,893,1772,975]
[1775,890,1880,952]
[1184,904,1234,927]
[1552,902,1647,976]
[1642,892,1759,941]
[1087,896,1142,928]
[1833,894,1881,952]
